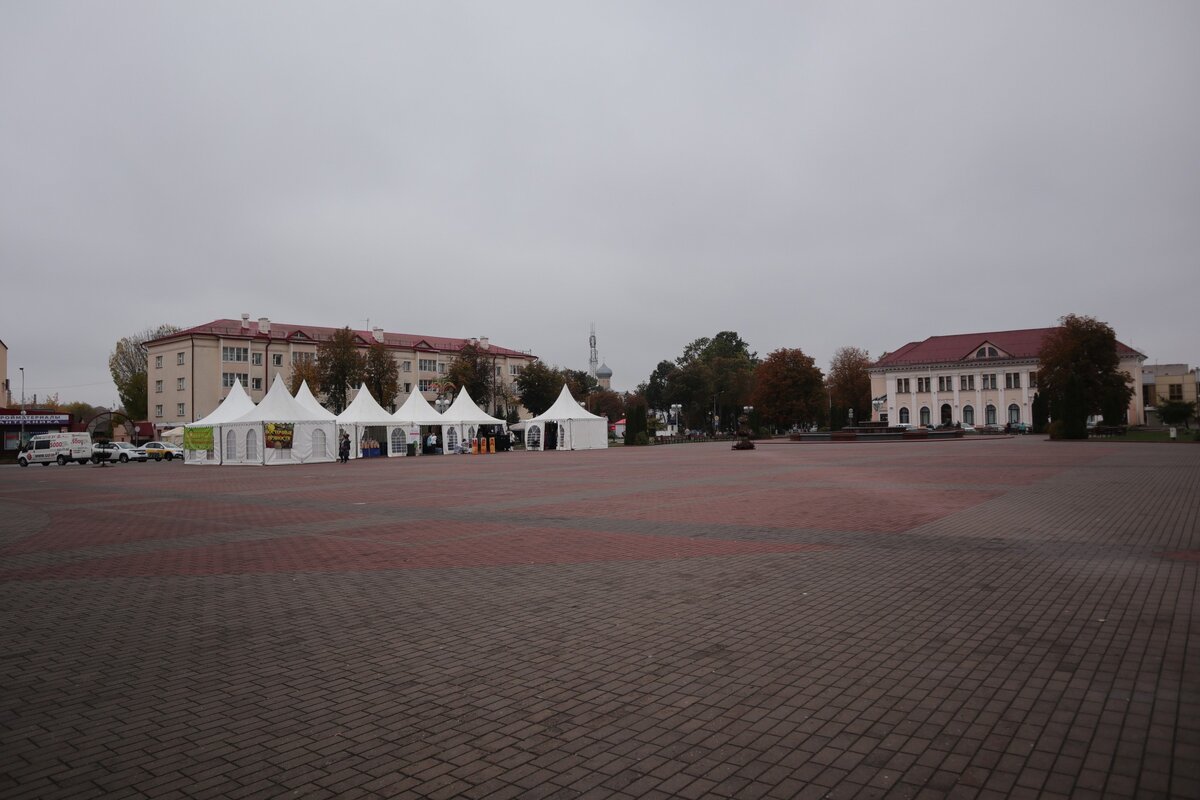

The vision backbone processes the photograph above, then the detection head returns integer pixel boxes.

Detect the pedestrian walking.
[339,432,351,464]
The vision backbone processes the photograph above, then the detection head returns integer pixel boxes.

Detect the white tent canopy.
[526,385,609,451]
[437,388,505,454]
[183,379,258,464]
[294,380,337,421]
[337,384,408,458]
[218,374,337,465]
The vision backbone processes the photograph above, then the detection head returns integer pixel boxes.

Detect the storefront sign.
[183,427,214,450]
[0,414,70,425]
[264,422,294,448]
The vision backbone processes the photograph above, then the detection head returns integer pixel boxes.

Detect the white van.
[17,432,93,467]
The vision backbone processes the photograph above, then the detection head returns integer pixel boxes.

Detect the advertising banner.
[264,422,295,449]
[183,427,214,451]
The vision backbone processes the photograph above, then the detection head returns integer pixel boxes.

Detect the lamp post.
[670,403,682,435]
[733,405,755,450]
[19,367,25,447]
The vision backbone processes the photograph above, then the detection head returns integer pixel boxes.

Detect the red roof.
[873,327,1142,368]
[149,319,533,359]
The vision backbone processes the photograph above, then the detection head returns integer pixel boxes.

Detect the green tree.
[590,388,625,423]
[826,346,873,424]
[363,342,400,410]
[317,327,366,413]
[1030,391,1048,434]
[751,348,825,431]
[1157,397,1196,429]
[624,397,649,445]
[109,324,180,419]
[1038,314,1134,436]
[561,369,598,407]
[446,342,493,407]
[288,359,321,397]
[515,360,564,416]
[643,360,676,411]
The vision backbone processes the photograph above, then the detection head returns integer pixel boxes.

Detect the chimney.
[478,337,490,350]
[258,317,270,334]
[372,326,385,343]
[241,313,250,330]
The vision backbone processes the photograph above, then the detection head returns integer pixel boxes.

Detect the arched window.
[986,404,997,425]
[920,407,931,426]
[940,404,952,426]
[899,407,910,424]
[1008,404,1020,424]
[226,429,237,460]
[975,346,998,358]
[313,428,328,458]
[558,424,567,450]
[527,425,542,450]
[446,428,459,452]
[390,428,406,455]
[963,405,974,425]
[246,430,258,461]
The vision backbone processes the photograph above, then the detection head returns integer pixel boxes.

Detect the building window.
[418,358,437,372]
[418,379,435,392]
[177,403,186,417]
[223,372,249,388]
[222,346,249,362]
[1168,384,1183,401]
[177,377,185,391]
[1005,372,1021,389]
[401,361,412,373]
[920,406,930,426]
[917,377,931,393]
[155,380,163,394]
[510,364,524,376]
[177,352,185,366]
[437,362,446,374]
[960,375,975,391]
[938,376,954,392]
[252,377,262,391]
[986,404,997,425]
[252,352,262,366]
[292,352,315,365]
[155,355,163,369]
[963,405,974,424]
[896,378,910,393]
[899,407,910,424]
[1008,403,1020,424]
[155,404,163,418]
[403,382,412,393]
[982,374,997,390]
[1028,371,1038,388]
[975,346,998,358]
[272,354,283,367]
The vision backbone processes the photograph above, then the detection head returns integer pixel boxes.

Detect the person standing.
[339,432,351,464]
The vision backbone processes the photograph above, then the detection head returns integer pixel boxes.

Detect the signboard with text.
[183,427,214,451]
[0,414,70,425]
[264,422,294,449]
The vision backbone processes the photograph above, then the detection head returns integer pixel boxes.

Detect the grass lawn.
[1100,428,1199,443]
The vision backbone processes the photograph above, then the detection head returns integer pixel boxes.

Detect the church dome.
[596,363,613,378]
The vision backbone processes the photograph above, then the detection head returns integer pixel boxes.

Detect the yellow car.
[141,441,184,461]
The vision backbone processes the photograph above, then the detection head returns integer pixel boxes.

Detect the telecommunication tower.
[588,323,599,379]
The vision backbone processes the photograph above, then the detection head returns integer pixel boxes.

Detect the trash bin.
[407,442,417,457]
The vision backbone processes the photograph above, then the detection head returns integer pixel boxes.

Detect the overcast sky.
[3,1,1197,407]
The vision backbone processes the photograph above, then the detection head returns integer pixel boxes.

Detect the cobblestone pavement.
[1,438,1196,799]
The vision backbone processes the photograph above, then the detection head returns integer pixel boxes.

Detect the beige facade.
[1141,363,1198,426]
[870,328,1145,428]
[145,317,536,427]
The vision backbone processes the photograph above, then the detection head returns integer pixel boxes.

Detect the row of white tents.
[183,375,607,465]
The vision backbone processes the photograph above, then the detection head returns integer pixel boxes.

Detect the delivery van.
[17,432,93,467]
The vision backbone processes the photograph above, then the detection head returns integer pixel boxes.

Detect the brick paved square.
[0,438,1196,798]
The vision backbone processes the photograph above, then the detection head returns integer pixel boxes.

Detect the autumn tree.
[1038,314,1134,437]
[561,369,598,407]
[363,342,400,410]
[515,360,564,416]
[751,348,826,431]
[445,342,494,407]
[590,388,625,422]
[288,359,321,397]
[826,346,873,425]
[109,324,180,419]
[317,327,366,413]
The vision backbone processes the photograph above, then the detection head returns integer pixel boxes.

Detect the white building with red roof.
[869,327,1145,428]
[144,315,535,428]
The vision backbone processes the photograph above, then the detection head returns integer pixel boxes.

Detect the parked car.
[109,442,148,463]
[142,441,184,461]
[91,442,120,464]
[960,422,976,432]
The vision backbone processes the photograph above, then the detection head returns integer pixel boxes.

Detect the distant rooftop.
[874,327,1142,369]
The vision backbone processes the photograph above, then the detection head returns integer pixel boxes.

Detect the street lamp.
[670,403,682,435]
[733,405,755,450]
[19,367,25,447]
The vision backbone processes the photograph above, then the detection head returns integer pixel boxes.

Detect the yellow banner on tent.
[183,427,213,450]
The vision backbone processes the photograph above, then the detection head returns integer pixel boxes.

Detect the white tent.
[391,390,443,455]
[219,374,338,465]
[336,384,404,458]
[437,388,505,454]
[525,385,609,451]
[183,379,257,464]
[293,380,337,422]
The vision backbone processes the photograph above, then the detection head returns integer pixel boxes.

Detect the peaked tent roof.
[227,374,329,423]
[530,385,606,422]
[440,388,505,426]
[187,378,257,426]
[392,390,445,425]
[873,327,1143,369]
[294,380,337,420]
[336,384,397,425]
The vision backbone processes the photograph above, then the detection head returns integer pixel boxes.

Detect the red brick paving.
[0,438,1196,799]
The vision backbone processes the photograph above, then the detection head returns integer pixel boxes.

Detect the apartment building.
[869,328,1145,427]
[144,316,536,427]
[1141,363,1198,426]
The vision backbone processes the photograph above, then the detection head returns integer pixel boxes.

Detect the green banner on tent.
[183,427,213,451]
[264,422,295,449]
